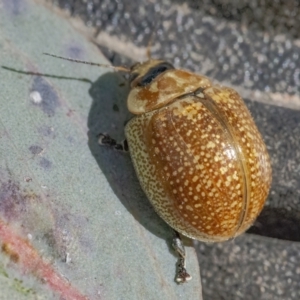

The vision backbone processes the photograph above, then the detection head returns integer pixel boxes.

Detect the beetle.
[44,53,272,284]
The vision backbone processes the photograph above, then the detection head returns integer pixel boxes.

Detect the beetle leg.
[172,230,192,284]
[98,133,117,146]
[98,133,129,152]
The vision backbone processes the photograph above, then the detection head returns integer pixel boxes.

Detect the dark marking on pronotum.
[29,145,43,155]
[31,77,60,117]
[39,158,52,170]
[137,62,174,87]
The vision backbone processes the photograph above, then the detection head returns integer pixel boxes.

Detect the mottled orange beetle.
[45,54,272,284]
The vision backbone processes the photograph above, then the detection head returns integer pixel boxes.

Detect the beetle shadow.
[87,71,180,249]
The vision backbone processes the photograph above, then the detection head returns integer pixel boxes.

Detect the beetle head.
[129,60,174,88]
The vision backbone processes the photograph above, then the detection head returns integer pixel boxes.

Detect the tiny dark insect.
[44,48,272,284]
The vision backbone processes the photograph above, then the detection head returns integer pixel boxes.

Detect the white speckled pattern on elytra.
[125,71,271,242]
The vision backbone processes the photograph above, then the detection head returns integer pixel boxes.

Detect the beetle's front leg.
[98,133,128,152]
[172,230,192,284]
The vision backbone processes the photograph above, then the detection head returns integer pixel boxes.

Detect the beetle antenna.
[146,20,160,59]
[43,53,131,72]
[146,32,154,59]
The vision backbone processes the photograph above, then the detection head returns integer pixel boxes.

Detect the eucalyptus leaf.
[0,0,202,299]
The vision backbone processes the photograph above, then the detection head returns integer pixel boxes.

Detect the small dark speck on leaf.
[3,0,25,15]
[0,180,26,221]
[67,45,84,59]
[66,109,75,117]
[39,158,52,170]
[67,136,75,144]
[119,82,125,87]
[1,243,19,263]
[29,145,43,155]
[31,77,59,117]
[113,104,119,112]
[38,126,55,138]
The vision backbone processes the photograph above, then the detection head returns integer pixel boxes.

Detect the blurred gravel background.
[47,0,300,299]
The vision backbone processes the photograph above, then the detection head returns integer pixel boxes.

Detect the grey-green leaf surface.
[0,0,202,299]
